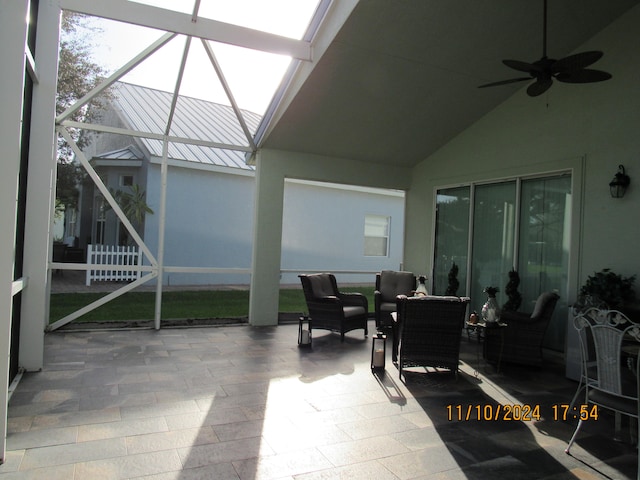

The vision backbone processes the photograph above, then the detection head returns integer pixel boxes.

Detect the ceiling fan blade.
[527,78,553,97]
[478,77,532,89]
[556,69,612,83]
[552,51,604,73]
[503,59,541,73]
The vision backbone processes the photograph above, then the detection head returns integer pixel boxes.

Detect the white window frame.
[364,214,390,257]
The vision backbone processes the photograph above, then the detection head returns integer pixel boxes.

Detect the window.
[364,215,390,256]
[433,174,571,351]
[120,174,134,187]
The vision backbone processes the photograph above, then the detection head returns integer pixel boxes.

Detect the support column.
[0,0,30,463]
[20,1,61,371]
[249,150,285,326]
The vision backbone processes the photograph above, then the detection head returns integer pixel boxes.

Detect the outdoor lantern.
[298,315,312,347]
[371,331,386,372]
[609,164,630,198]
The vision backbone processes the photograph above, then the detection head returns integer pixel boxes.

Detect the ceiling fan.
[478,0,612,97]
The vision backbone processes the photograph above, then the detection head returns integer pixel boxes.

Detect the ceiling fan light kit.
[479,0,612,96]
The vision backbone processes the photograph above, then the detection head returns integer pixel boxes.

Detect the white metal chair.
[565,307,640,480]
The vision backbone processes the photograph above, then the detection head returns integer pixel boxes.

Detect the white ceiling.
[261,0,639,167]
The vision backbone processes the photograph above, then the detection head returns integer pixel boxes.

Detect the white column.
[19,1,61,371]
[0,0,30,463]
[249,151,285,326]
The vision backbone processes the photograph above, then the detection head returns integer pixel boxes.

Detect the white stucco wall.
[142,161,405,286]
[403,5,640,352]
[280,179,405,285]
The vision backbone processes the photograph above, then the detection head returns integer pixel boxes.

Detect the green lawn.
[49,286,375,323]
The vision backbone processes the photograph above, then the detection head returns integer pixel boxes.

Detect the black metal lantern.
[298,315,312,347]
[609,164,630,198]
[371,332,386,372]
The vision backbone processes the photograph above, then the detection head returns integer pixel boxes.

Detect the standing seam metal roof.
[110,82,260,170]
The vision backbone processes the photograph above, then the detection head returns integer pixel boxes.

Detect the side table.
[476,321,507,374]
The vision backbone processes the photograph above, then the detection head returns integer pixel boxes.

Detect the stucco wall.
[142,160,406,286]
[280,180,405,284]
[404,5,640,351]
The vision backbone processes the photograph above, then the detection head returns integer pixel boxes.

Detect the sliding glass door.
[433,187,470,296]
[470,182,516,314]
[518,175,571,349]
[434,173,571,351]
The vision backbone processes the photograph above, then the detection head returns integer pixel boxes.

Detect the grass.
[49,286,375,324]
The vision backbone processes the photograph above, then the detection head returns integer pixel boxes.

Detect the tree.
[108,184,154,246]
[56,11,107,209]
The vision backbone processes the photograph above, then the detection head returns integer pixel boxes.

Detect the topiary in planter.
[579,268,636,309]
[503,269,522,312]
[445,262,459,296]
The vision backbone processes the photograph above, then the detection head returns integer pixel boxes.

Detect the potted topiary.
[578,268,636,310]
[445,262,459,296]
[502,269,522,312]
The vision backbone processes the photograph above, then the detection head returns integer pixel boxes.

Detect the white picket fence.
[86,244,142,286]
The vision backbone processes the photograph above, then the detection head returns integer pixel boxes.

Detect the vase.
[482,295,500,323]
[415,277,428,296]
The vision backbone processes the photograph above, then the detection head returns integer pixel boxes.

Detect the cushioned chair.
[374,270,416,330]
[299,273,368,342]
[396,295,470,381]
[565,308,640,471]
[484,291,560,367]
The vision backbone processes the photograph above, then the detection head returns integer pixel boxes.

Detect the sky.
[86,0,320,114]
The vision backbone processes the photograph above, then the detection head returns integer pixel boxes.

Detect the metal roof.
[94,144,144,161]
[109,82,261,171]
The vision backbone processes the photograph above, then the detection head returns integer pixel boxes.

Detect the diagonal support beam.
[57,32,177,123]
[57,126,158,266]
[202,38,257,152]
[47,272,158,331]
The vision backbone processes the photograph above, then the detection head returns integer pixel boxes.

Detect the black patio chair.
[374,270,416,331]
[396,294,470,381]
[299,273,368,342]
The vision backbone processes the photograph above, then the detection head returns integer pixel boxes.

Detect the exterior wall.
[249,148,412,326]
[280,180,405,284]
[143,162,255,286]
[404,5,640,352]
[139,162,405,286]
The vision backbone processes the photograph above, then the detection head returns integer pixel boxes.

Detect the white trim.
[60,120,254,153]
[285,178,405,197]
[93,160,143,168]
[148,156,255,177]
[0,0,30,464]
[11,278,28,297]
[58,0,312,60]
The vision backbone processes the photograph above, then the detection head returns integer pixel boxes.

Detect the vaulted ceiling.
[261,0,639,167]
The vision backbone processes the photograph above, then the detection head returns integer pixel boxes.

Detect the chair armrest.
[313,295,341,305]
[339,292,368,310]
[500,310,540,324]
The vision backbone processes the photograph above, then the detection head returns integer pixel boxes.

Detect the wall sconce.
[609,164,630,198]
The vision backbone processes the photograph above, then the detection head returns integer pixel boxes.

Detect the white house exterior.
[77,82,405,286]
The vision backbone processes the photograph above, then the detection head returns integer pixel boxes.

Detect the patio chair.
[299,273,368,342]
[374,270,416,331]
[396,295,470,381]
[484,291,559,367]
[565,308,640,473]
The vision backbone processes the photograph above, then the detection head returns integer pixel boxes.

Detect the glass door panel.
[518,175,571,351]
[434,187,470,295]
[470,182,516,313]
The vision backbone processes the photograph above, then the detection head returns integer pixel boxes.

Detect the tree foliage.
[56,11,107,208]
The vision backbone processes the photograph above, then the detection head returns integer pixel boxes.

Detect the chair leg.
[569,380,586,410]
[565,419,584,454]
